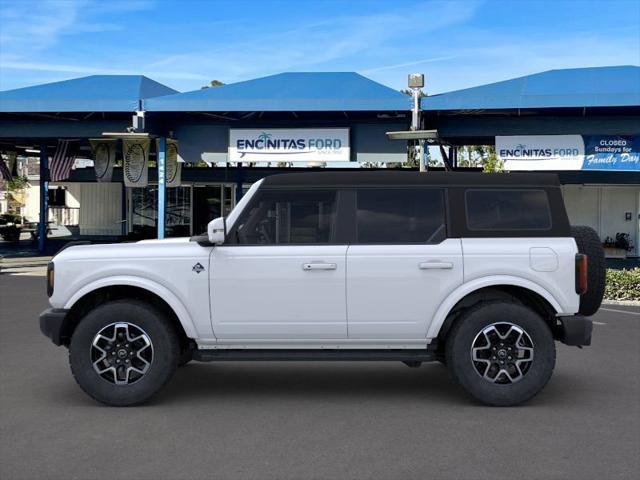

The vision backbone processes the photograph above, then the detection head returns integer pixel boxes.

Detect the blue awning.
[145,72,411,112]
[0,75,178,113]
[422,66,640,111]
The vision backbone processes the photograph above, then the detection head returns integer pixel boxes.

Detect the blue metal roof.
[145,72,411,112]
[0,75,178,113]
[422,66,640,111]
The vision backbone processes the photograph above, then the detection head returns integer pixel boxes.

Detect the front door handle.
[303,263,337,271]
[419,261,454,270]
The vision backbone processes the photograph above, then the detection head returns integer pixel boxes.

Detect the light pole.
[408,73,425,172]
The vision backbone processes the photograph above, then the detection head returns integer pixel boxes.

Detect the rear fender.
[426,275,563,339]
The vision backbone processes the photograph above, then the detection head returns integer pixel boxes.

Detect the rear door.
[210,188,348,340]
[346,188,463,340]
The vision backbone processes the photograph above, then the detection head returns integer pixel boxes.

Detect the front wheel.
[446,301,556,406]
[69,300,180,406]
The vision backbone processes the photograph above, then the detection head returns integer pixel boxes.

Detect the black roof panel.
[261,171,561,187]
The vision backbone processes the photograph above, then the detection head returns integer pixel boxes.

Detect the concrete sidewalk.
[0,255,52,273]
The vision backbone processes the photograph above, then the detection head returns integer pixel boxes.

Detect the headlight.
[47,262,54,297]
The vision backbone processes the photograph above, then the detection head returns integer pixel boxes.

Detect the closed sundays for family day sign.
[497,135,640,171]
[229,128,350,162]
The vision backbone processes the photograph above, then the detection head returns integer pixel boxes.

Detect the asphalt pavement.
[1,274,638,480]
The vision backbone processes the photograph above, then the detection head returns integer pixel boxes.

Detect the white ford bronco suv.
[40,172,605,406]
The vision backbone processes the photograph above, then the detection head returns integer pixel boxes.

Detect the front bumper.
[39,308,70,346]
[557,315,593,346]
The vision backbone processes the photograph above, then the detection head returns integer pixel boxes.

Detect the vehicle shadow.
[154,361,471,406]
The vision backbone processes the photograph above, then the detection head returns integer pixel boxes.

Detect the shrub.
[605,268,640,301]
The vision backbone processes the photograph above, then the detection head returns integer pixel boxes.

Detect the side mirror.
[207,217,226,245]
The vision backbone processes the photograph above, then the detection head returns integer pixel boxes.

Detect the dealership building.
[0,66,638,256]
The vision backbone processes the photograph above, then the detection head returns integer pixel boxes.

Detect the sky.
[0,0,639,94]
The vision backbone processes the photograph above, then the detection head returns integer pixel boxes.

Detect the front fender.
[64,275,200,339]
[426,275,564,339]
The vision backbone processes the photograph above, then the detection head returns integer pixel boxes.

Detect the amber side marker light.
[575,254,588,295]
[47,262,54,297]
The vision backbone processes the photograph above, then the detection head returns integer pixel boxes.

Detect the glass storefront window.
[166,187,191,237]
[131,187,158,239]
[130,186,192,238]
[223,185,234,216]
[193,185,222,235]
[129,183,235,238]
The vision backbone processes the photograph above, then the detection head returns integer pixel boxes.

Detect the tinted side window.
[234,189,337,245]
[356,188,446,244]
[465,189,551,230]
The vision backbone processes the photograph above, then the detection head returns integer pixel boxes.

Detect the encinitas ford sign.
[497,135,585,170]
[497,135,640,171]
[229,128,350,162]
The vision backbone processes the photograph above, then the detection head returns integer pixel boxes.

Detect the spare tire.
[571,226,606,316]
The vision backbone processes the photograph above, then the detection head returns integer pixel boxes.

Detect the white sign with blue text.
[497,135,585,171]
[229,128,350,163]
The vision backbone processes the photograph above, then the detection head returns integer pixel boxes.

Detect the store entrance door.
[192,185,235,235]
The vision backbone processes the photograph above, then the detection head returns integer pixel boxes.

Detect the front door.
[346,187,463,340]
[210,188,347,340]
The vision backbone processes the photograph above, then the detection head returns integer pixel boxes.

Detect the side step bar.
[193,349,438,362]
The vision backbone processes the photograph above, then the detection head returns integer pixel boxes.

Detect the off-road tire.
[571,225,606,316]
[69,300,180,406]
[446,301,556,406]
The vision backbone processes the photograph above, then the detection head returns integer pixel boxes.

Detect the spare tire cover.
[571,225,606,316]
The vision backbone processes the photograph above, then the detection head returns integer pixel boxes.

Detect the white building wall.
[64,184,81,208]
[562,185,640,256]
[78,182,122,235]
[23,182,41,222]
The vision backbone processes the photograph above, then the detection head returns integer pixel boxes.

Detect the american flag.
[49,140,78,182]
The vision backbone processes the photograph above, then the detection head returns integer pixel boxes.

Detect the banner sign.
[497,135,584,171]
[90,139,116,182]
[497,135,640,171]
[156,138,181,187]
[229,128,350,163]
[123,138,149,187]
[582,136,640,171]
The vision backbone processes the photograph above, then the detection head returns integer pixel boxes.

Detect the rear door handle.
[419,261,454,270]
[303,263,337,271]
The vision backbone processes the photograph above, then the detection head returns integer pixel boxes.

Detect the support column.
[38,145,48,254]
[157,137,166,239]
[235,162,244,203]
[419,139,426,172]
[121,182,127,236]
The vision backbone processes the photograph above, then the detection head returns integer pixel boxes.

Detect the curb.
[602,299,640,307]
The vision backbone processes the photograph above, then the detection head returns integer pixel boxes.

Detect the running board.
[193,349,438,362]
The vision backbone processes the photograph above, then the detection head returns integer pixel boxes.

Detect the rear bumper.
[557,315,593,346]
[39,308,70,346]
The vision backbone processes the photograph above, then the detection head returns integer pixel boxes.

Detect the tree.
[456,145,503,172]
[201,79,225,89]
[482,146,504,173]
[5,175,30,214]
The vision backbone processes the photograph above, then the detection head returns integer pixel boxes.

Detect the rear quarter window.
[465,189,552,231]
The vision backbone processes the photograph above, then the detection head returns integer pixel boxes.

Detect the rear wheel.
[69,300,180,406]
[446,301,555,406]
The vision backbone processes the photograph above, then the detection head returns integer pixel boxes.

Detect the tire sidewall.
[447,302,556,406]
[69,300,179,406]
